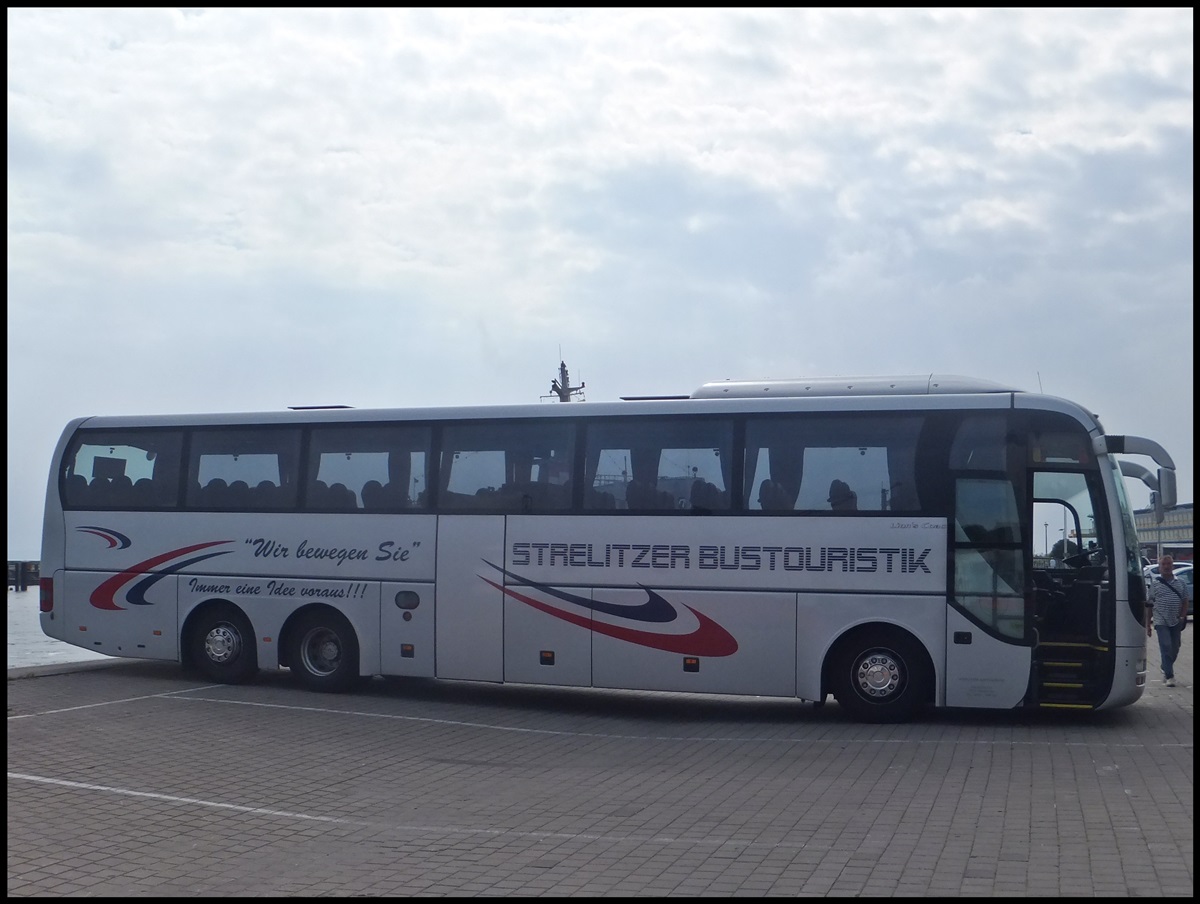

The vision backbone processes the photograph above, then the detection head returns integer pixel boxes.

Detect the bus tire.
[188,603,258,685]
[829,627,930,724]
[287,609,360,693]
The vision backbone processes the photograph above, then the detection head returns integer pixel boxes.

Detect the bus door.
[945,475,1032,709]
[1029,471,1114,707]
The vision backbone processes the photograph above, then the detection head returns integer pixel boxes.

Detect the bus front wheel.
[829,628,930,724]
[286,610,360,693]
[189,603,258,684]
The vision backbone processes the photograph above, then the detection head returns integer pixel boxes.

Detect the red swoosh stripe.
[90,541,233,610]
[482,576,738,657]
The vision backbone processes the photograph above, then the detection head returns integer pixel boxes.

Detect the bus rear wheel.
[287,610,360,693]
[189,603,258,684]
[830,628,930,724]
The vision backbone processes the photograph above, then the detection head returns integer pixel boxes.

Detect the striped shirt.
[1149,576,1189,627]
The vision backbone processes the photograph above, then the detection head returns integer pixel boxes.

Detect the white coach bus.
[38,375,1177,723]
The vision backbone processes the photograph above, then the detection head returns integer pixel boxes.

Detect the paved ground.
[7,635,1193,897]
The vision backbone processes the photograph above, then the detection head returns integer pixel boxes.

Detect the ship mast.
[546,360,585,402]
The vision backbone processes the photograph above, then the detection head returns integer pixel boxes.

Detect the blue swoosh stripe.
[125,551,233,606]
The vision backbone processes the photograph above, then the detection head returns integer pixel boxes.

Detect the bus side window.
[188,428,301,511]
[439,421,573,513]
[63,432,183,510]
[304,425,430,513]
[953,476,1025,638]
[746,414,924,513]
[587,418,733,513]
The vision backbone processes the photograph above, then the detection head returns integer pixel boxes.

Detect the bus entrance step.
[1033,645,1104,706]
[1036,685,1100,707]
[1037,701,1098,711]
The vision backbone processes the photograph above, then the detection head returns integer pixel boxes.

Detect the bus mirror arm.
[1115,461,1171,524]
[1101,436,1178,516]
[1098,435,1176,470]
[1118,461,1156,490]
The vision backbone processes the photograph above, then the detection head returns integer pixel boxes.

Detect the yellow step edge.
[1038,702,1095,710]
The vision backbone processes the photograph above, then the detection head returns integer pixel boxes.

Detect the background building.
[1134,502,1193,563]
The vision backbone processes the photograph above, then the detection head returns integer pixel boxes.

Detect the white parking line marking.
[7,772,353,823]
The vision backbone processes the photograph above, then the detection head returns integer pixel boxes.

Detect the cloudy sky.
[7,8,1193,558]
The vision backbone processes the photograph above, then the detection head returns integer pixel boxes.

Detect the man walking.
[1147,555,1189,686]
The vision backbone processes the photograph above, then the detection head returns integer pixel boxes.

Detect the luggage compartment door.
[434,516,505,681]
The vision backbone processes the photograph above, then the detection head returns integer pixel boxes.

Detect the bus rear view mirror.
[1156,468,1177,520]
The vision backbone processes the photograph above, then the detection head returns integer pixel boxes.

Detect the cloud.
[6,7,1193,557]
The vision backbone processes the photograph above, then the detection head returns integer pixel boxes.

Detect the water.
[7,588,113,669]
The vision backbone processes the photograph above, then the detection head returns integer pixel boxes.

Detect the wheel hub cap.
[205,626,239,663]
[857,653,900,697]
